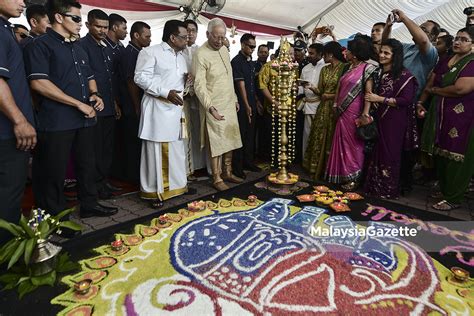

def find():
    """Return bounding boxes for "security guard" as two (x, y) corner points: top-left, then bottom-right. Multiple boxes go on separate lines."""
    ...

(79, 9), (116, 199)
(0, 0), (36, 244)
(24, 0), (117, 220)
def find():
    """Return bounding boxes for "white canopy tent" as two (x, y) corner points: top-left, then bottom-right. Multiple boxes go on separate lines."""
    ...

(11, 0), (472, 58)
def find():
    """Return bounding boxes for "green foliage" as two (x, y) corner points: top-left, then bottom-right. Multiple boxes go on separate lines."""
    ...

(0, 253), (78, 299)
(0, 208), (81, 270)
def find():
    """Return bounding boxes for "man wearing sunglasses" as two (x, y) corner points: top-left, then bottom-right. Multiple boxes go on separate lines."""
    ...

(0, 0), (36, 244)
(231, 33), (260, 179)
(24, 0), (118, 224)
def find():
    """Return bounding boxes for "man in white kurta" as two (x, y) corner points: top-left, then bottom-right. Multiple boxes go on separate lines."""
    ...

(193, 18), (243, 191)
(134, 20), (189, 202)
(299, 43), (326, 159)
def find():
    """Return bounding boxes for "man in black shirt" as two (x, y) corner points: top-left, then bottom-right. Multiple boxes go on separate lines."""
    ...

(20, 4), (50, 48)
(24, 0), (117, 219)
(0, 0), (36, 244)
(231, 33), (260, 178)
(254, 44), (269, 159)
(116, 21), (151, 183)
(80, 9), (116, 199)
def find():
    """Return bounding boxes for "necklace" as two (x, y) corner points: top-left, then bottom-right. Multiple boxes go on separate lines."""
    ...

(349, 61), (363, 70)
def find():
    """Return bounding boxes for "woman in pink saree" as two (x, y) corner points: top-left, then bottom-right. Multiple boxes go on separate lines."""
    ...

(325, 36), (377, 189)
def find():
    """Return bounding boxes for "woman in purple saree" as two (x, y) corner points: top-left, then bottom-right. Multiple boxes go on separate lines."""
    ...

(429, 27), (474, 211)
(364, 39), (418, 198)
(325, 36), (377, 189)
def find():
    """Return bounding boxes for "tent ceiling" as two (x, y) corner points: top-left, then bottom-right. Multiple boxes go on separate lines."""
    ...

(145, 1), (471, 40)
(154, 0), (336, 30)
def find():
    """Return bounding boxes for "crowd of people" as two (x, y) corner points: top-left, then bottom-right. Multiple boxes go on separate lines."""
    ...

(0, 0), (472, 242)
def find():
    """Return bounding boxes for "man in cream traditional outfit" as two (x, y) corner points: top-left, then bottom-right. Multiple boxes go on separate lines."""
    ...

(193, 18), (243, 191)
(134, 20), (189, 204)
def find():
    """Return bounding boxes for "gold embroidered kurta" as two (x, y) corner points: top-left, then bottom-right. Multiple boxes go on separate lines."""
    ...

(192, 42), (242, 157)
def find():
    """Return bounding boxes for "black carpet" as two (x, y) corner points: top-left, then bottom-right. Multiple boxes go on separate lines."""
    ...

(0, 177), (472, 315)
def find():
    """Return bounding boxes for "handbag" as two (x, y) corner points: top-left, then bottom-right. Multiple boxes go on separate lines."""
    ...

(356, 120), (378, 141)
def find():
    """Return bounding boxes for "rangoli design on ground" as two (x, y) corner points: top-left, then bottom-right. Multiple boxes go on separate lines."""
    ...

(52, 198), (474, 315)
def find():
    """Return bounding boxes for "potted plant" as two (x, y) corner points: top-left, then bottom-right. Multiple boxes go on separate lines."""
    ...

(0, 208), (81, 297)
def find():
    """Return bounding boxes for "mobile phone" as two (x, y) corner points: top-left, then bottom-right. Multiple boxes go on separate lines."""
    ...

(297, 79), (309, 86)
(389, 12), (399, 23)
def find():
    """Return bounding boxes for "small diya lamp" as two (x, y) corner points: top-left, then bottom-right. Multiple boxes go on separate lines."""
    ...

(248, 195), (257, 203)
(451, 267), (470, 282)
(158, 214), (169, 224)
(187, 200), (206, 212)
(74, 278), (92, 295)
(111, 239), (123, 251)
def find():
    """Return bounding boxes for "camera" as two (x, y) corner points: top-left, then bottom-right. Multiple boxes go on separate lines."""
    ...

(464, 7), (473, 15)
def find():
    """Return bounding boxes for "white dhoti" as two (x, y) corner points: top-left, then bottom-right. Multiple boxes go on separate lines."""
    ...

(140, 140), (187, 201)
(303, 113), (316, 159)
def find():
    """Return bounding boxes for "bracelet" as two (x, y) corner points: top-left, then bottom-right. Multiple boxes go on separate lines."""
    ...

(361, 113), (370, 118)
(383, 97), (388, 105)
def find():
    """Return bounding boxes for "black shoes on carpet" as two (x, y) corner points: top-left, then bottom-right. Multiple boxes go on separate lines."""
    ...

(80, 203), (118, 218)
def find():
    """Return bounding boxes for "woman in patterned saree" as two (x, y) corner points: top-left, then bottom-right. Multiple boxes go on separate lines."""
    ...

(325, 36), (377, 190)
(364, 39), (418, 198)
(303, 42), (346, 180)
(430, 27), (474, 211)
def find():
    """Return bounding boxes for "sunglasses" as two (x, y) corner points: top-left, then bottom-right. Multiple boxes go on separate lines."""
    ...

(245, 43), (256, 49)
(62, 13), (82, 23)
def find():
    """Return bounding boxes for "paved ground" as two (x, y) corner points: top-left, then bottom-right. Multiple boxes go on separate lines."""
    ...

(61, 165), (474, 240)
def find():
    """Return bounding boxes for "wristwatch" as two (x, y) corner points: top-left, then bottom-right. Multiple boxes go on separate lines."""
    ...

(90, 91), (102, 98)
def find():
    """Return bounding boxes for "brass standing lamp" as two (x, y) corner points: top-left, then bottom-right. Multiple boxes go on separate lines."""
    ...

(267, 38), (299, 187)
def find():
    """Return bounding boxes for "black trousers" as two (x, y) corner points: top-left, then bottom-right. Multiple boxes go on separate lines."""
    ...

(0, 139), (29, 244)
(294, 109), (304, 163)
(113, 114), (140, 183)
(33, 127), (98, 215)
(233, 107), (256, 173)
(94, 116), (116, 191)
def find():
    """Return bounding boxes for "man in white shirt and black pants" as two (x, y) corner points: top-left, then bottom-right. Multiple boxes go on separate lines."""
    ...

(299, 43), (326, 159)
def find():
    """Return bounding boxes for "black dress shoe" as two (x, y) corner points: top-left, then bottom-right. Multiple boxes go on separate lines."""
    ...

(80, 204), (118, 218)
(98, 202), (118, 210)
(98, 189), (114, 200)
(243, 164), (261, 172)
(106, 182), (122, 192)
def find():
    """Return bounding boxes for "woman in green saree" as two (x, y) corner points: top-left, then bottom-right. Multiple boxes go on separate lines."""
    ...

(303, 42), (346, 180)
(428, 27), (474, 211)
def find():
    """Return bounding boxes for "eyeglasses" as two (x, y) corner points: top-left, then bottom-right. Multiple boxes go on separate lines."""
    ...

(453, 36), (472, 43)
(209, 32), (226, 42)
(62, 13), (82, 23)
(173, 34), (188, 40)
(245, 43), (256, 49)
